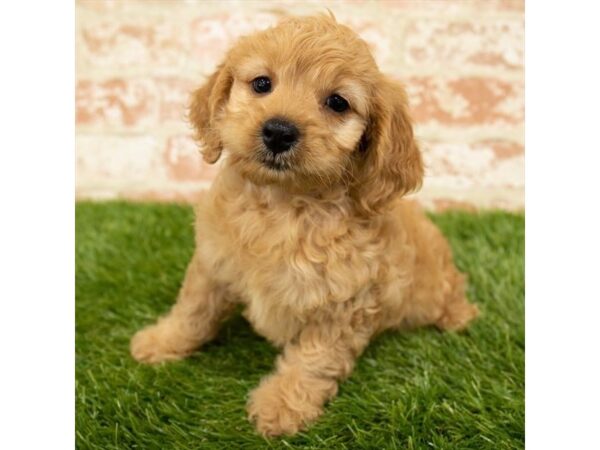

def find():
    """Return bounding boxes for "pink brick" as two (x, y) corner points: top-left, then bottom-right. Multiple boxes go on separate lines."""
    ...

(404, 19), (524, 70)
(163, 134), (221, 182)
(76, 77), (202, 128)
(80, 19), (188, 68)
(421, 140), (524, 190)
(76, 0), (129, 13)
(189, 12), (278, 67)
(384, 0), (523, 12)
(484, 140), (524, 159)
(76, 78), (158, 128)
(156, 77), (196, 123)
(406, 76), (524, 126)
(76, 135), (165, 182)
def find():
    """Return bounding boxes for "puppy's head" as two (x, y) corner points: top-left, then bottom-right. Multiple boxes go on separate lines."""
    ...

(190, 14), (423, 212)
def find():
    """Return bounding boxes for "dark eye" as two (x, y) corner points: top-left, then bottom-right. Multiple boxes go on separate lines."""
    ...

(326, 94), (349, 113)
(252, 76), (271, 94)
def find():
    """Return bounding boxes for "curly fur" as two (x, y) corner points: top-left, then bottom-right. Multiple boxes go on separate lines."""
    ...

(130, 14), (478, 437)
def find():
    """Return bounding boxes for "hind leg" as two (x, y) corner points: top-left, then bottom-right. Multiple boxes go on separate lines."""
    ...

(435, 270), (479, 331)
(392, 202), (478, 332)
(397, 258), (478, 332)
(400, 270), (478, 332)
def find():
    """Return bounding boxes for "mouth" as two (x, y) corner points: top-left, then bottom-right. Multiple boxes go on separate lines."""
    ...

(261, 158), (290, 171)
(257, 147), (293, 172)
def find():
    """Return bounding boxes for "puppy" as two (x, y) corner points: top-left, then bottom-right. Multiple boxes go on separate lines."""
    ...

(130, 14), (479, 437)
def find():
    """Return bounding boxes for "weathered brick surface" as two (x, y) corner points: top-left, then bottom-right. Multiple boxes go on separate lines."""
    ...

(76, 135), (164, 183)
(156, 77), (196, 123)
(76, 78), (159, 128)
(190, 12), (279, 68)
(79, 19), (189, 69)
(76, 0), (524, 210)
(421, 140), (524, 190)
(163, 134), (221, 182)
(76, 76), (197, 128)
(404, 19), (524, 71)
(407, 76), (524, 126)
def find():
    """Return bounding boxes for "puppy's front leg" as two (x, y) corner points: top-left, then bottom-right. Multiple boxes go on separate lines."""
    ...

(130, 252), (234, 364)
(248, 320), (373, 436)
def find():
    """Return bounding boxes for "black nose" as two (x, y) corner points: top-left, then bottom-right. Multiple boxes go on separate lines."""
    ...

(262, 118), (299, 154)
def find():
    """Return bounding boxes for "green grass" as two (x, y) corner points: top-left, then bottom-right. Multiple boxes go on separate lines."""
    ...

(76, 202), (524, 450)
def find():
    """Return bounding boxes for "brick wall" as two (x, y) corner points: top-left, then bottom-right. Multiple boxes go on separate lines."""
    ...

(76, 0), (524, 210)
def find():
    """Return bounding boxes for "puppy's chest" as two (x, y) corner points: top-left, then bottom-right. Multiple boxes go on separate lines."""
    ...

(199, 194), (383, 312)
(221, 201), (363, 278)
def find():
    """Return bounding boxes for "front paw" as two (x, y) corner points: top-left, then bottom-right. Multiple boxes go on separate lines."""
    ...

(247, 374), (324, 437)
(130, 323), (191, 364)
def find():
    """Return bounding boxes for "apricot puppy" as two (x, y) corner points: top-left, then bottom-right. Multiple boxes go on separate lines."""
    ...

(131, 14), (478, 437)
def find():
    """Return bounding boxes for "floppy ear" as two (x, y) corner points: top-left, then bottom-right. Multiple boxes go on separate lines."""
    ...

(189, 64), (233, 164)
(352, 78), (424, 214)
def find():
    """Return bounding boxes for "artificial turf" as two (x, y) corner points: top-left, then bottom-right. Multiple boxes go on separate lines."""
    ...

(75, 202), (524, 449)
